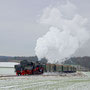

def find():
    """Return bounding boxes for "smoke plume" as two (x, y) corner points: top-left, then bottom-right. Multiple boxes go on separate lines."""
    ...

(35, 1), (90, 63)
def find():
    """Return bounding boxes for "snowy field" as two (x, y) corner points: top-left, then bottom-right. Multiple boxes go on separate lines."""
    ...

(0, 62), (19, 68)
(0, 62), (18, 75)
(0, 62), (90, 90)
(0, 67), (15, 75)
(0, 70), (90, 90)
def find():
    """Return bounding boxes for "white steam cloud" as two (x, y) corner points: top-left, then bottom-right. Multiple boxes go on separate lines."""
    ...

(35, 1), (90, 63)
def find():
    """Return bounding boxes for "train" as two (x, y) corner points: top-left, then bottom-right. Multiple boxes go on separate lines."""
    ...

(14, 60), (76, 76)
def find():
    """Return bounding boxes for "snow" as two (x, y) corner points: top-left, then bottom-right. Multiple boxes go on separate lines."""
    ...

(0, 63), (90, 90)
(0, 68), (15, 75)
(0, 62), (19, 75)
(0, 71), (90, 90)
(0, 62), (19, 67)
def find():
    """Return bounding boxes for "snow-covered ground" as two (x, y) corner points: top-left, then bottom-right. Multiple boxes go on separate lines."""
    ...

(0, 68), (15, 75)
(0, 71), (90, 90)
(0, 62), (90, 90)
(0, 62), (19, 67)
(0, 62), (18, 75)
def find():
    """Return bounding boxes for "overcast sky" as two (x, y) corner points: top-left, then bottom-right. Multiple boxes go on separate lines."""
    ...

(0, 0), (90, 56)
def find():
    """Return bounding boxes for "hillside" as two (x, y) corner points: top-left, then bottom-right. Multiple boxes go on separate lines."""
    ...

(0, 56), (47, 64)
(63, 56), (90, 69)
(0, 56), (38, 62)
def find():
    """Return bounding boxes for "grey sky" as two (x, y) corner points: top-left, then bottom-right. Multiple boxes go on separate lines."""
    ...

(0, 0), (90, 56)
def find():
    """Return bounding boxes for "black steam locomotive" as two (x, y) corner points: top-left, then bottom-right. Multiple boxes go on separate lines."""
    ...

(14, 60), (76, 76)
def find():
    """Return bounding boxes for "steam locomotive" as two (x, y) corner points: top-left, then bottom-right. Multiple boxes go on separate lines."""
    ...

(14, 60), (76, 76)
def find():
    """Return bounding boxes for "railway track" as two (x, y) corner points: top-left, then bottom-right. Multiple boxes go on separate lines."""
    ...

(0, 74), (44, 77)
(0, 74), (59, 77)
(0, 75), (17, 77)
(0, 72), (79, 77)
